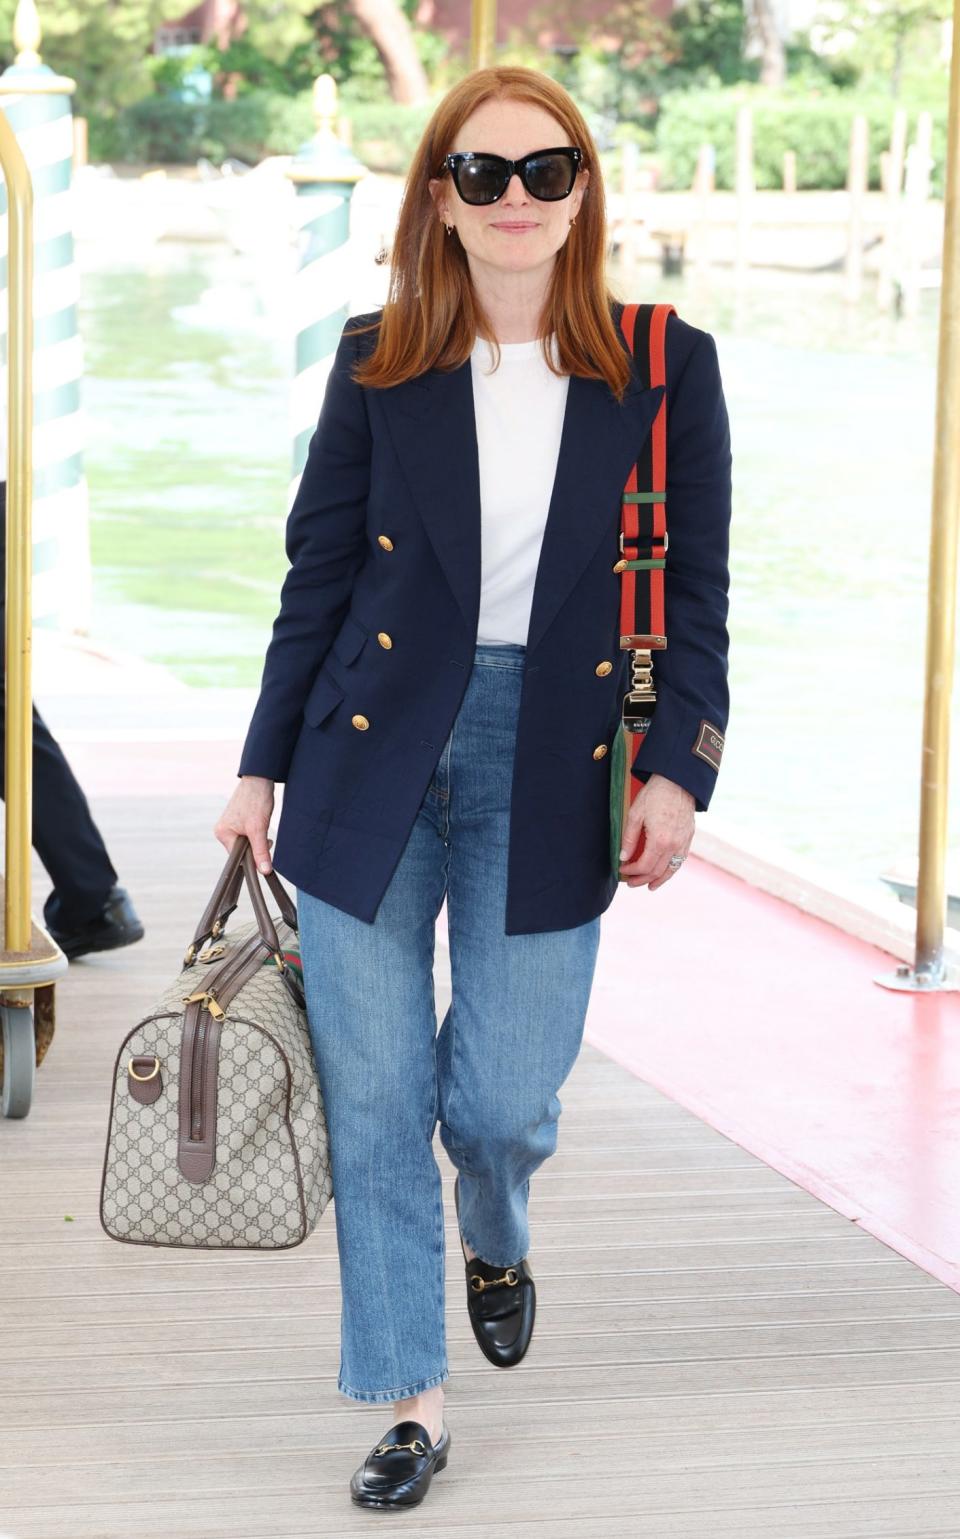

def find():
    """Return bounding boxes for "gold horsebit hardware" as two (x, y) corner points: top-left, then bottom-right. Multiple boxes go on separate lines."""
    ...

(374, 1438), (430, 1457)
(469, 1265), (520, 1292)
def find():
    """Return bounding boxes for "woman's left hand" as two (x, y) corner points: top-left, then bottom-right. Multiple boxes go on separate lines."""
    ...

(619, 773), (695, 890)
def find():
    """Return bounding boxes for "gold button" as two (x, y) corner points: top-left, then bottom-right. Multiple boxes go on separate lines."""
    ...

(351, 714), (370, 731)
(612, 558), (628, 573)
(377, 632), (393, 649)
(595, 660), (613, 676)
(592, 743), (608, 760)
(377, 535), (394, 551)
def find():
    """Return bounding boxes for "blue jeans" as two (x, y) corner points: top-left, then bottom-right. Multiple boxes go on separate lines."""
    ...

(296, 641), (602, 1404)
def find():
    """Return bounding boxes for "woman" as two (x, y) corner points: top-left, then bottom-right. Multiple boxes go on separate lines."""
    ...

(215, 64), (731, 1509)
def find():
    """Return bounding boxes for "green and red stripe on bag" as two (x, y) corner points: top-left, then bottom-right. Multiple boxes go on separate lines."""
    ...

(263, 948), (303, 984)
(609, 302), (675, 881)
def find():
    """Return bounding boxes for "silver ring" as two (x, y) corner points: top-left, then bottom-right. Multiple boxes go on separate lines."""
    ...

(667, 854), (685, 869)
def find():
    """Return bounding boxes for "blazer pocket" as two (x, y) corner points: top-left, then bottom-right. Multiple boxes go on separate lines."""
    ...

(303, 669), (344, 728)
(330, 612), (369, 667)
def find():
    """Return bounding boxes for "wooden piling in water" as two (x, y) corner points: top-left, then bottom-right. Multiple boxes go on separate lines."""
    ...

(845, 114), (869, 304)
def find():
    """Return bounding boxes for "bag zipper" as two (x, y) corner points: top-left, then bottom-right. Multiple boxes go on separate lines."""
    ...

(182, 930), (277, 1144)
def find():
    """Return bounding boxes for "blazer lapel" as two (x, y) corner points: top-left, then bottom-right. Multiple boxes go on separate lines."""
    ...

(380, 330), (665, 658)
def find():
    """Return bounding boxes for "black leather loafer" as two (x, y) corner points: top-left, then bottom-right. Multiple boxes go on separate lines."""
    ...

(349, 1418), (450, 1508)
(47, 885), (144, 961)
(454, 1172), (536, 1368)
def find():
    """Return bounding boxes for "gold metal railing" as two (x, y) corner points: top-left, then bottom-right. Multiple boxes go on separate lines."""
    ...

(879, 0), (960, 989)
(0, 108), (33, 960)
(469, 0), (497, 70)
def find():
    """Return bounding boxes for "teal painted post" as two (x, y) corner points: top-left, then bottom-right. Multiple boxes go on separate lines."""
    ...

(0, 0), (89, 632)
(287, 75), (365, 501)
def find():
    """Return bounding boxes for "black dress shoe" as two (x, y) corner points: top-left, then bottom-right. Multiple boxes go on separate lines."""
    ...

(454, 1172), (536, 1368)
(349, 1418), (450, 1508)
(47, 885), (144, 961)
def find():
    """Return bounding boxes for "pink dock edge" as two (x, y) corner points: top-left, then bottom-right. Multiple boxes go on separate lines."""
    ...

(570, 854), (960, 1293)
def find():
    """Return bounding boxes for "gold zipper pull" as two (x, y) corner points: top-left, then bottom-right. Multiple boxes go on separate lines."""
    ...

(181, 989), (226, 1019)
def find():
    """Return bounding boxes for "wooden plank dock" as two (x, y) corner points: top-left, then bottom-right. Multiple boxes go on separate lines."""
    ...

(2, 793), (959, 1538)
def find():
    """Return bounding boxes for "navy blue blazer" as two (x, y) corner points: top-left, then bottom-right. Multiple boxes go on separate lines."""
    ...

(238, 300), (732, 935)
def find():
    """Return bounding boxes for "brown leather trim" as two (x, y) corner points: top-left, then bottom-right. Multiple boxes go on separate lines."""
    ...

(185, 839), (299, 965)
(176, 924), (297, 1184)
(178, 1011), (222, 1182)
(127, 1056), (162, 1104)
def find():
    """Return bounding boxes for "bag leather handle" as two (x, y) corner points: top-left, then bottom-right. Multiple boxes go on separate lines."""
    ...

(209, 848), (298, 938)
(185, 836), (299, 964)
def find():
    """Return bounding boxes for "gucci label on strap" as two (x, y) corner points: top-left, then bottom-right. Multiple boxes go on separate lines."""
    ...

(692, 719), (724, 771)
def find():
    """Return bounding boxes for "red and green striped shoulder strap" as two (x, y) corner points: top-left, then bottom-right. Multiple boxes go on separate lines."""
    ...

(616, 302), (675, 658)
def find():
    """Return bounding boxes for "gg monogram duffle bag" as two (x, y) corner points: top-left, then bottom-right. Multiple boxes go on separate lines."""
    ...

(99, 835), (332, 1250)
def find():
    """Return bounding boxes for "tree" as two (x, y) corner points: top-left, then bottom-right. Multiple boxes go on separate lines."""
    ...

(348, 0), (428, 103)
(743, 0), (787, 86)
(811, 0), (952, 96)
(236, 0), (430, 104)
(666, 0), (752, 88)
(0, 0), (188, 115)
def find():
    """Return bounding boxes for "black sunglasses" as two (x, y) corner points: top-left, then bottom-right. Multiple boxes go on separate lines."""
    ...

(440, 146), (583, 206)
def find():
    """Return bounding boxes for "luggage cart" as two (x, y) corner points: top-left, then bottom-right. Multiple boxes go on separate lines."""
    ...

(0, 108), (69, 1117)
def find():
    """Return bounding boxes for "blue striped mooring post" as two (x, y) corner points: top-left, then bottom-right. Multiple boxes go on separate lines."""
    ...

(286, 74), (365, 503)
(0, 0), (90, 632)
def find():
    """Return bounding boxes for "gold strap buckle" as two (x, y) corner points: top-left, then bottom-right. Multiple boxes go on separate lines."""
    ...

(374, 1439), (428, 1456)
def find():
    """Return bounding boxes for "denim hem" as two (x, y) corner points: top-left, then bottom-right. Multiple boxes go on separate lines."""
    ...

(457, 1226), (527, 1268)
(337, 1367), (449, 1404)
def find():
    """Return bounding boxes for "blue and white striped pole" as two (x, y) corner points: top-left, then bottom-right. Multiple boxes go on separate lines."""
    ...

(286, 75), (365, 504)
(0, 0), (89, 633)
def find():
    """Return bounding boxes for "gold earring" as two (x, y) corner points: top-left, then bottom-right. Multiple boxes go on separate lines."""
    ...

(569, 216), (576, 227)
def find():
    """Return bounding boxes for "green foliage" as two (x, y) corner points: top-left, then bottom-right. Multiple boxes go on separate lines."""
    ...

(808, 0), (952, 95)
(664, 0), (755, 89)
(208, 0), (450, 106)
(339, 98), (437, 171)
(655, 82), (950, 193)
(201, 37), (326, 97)
(216, 0), (317, 70)
(0, 0), (187, 116)
(85, 88), (438, 170)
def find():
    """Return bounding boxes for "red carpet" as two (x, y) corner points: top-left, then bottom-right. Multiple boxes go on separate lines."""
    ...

(582, 857), (960, 1292)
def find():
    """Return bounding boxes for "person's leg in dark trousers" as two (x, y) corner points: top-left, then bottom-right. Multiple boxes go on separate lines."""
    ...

(0, 480), (142, 955)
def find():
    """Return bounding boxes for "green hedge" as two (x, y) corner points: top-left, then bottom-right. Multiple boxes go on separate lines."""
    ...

(655, 86), (949, 195)
(88, 81), (951, 196)
(87, 90), (436, 172)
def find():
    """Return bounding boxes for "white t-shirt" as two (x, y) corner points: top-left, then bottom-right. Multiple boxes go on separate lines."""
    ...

(470, 332), (569, 646)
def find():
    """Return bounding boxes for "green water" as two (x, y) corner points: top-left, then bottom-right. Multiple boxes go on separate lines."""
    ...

(80, 242), (956, 884)
(81, 245), (292, 687)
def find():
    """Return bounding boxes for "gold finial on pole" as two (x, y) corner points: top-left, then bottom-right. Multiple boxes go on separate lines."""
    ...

(312, 74), (338, 141)
(13, 0), (42, 68)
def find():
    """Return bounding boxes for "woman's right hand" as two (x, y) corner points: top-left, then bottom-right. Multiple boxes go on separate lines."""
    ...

(214, 775), (276, 874)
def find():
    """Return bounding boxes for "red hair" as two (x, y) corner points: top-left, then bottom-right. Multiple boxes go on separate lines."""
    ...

(350, 65), (634, 402)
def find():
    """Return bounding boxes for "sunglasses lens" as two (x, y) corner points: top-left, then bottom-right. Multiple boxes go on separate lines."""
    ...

(525, 153), (575, 199)
(457, 158), (507, 205)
